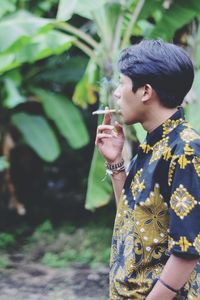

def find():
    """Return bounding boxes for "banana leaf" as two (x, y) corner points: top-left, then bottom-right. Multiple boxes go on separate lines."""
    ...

(0, 30), (74, 74)
(0, 10), (53, 53)
(73, 59), (99, 108)
(56, 0), (108, 20)
(11, 113), (61, 162)
(85, 147), (113, 210)
(150, 0), (200, 40)
(33, 89), (89, 149)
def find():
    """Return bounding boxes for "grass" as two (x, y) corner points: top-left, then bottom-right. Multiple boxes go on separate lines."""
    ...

(0, 219), (113, 269)
(35, 220), (113, 268)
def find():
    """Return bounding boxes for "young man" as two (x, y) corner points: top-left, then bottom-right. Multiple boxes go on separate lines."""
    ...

(95, 40), (200, 299)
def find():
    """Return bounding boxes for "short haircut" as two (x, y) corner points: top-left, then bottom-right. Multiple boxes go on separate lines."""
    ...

(118, 39), (194, 108)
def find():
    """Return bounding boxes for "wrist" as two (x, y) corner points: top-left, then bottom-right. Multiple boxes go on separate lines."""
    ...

(147, 278), (179, 300)
(158, 278), (179, 294)
(106, 156), (123, 165)
(105, 158), (125, 176)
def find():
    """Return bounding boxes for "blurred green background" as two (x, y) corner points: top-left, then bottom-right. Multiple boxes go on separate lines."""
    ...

(0, 0), (200, 270)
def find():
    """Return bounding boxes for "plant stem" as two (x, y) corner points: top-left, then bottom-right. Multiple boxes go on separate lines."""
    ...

(112, 0), (126, 52)
(121, 0), (145, 49)
(91, 11), (111, 52)
(112, 11), (123, 53)
(73, 40), (99, 65)
(56, 22), (99, 49)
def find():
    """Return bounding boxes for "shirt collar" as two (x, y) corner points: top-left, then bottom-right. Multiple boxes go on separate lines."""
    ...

(145, 107), (185, 147)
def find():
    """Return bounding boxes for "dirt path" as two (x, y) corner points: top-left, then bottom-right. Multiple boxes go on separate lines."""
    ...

(0, 261), (109, 300)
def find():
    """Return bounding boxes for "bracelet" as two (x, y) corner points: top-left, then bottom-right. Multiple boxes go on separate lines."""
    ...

(106, 159), (124, 171)
(158, 278), (179, 294)
(105, 159), (125, 176)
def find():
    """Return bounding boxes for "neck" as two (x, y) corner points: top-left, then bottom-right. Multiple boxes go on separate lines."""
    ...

(141, 106), (178, 133)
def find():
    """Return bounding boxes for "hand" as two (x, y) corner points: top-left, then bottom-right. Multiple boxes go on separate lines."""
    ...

(95, 110), (125, 163)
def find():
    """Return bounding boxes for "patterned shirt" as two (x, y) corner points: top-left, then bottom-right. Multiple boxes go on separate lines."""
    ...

(110, 108), (200, 300)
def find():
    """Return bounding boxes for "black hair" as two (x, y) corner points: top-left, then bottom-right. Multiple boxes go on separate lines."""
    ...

(118, 39), (194, 108)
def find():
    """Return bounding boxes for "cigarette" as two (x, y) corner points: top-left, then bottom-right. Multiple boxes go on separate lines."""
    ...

(92, 109), (120, 115)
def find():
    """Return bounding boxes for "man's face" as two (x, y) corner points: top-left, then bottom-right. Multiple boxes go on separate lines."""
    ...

(114, 74), (144, 125)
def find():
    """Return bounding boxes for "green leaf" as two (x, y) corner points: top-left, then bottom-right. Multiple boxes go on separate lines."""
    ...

(73, 59), (99, 108)
(134, 20), (154, 37)
(137, 0), (163, 21)
(150, 0), (200, 40)
(35, 56), (88, 84)
(3, 77), (26, 108)
(133, 123), (146, 143)
(0, 156), (9, 172)
(0, 31), (74, 74)
(184, 72), (200, 133)
(56, 0), (108, 20)
(182, 23), (200, 133)
(95, 3), (122, 41)
(93, 2), (121, 45)
(33, 89), (89, 149)
(85, 147), (113, 210)
(122, 0), (162, 39)
(0, 54), (17, 74)
(0, 10), (54, 53)
(56, 0), (78, 21)
(0, 0), (16, 19)
(16, 31), (74, 63)
(195, 23), (200, 69)
(11, 113), (60, 162)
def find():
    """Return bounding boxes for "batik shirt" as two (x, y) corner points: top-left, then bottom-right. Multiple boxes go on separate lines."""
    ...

(110, 108), (200, 300)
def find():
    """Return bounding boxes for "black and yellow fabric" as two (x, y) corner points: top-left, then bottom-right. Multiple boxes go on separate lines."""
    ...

(110, 108), (200, 300)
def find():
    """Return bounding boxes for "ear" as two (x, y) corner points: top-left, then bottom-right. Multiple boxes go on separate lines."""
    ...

(141, 84), (153, 103)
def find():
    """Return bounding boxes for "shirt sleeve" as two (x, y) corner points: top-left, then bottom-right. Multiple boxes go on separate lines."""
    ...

(168, 154), (200, 258)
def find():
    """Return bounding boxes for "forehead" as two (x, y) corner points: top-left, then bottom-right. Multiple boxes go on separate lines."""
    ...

(119, 73), (131, 83)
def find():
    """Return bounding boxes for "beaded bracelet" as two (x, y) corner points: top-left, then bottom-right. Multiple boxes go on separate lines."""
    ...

(105, 159), (125, 176)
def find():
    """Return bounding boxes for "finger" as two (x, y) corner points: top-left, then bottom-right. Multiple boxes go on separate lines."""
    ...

(96, 133), (113, 140)
(102, 107), (111, 125)
(97, 125), (114, 133)
(95, 133), (113, 145)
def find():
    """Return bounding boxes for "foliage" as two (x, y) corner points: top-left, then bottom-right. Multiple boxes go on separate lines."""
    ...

(85, 148), (113, 210)
(0, 255), (10, 269)
(12, 112), (61, 161)
(0, 156), (10, 171)
(31, 220), (53, 236)
(184, 23), (200, 132)
(33, 88), (89, 149)
(185, 70), (200, 133)
(0, 6), (88, 164)
(41, 225), (112, 267)
(0, 232), (16, 249)
(0, 0), (200, 211)
(0, 219), (112, 268)
(24, 220), (112, 267)
(149, 0), (200, 40)
(56, 0), (108, 21)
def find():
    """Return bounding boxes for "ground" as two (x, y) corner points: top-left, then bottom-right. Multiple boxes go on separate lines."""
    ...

(0, 256), (109, 300)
